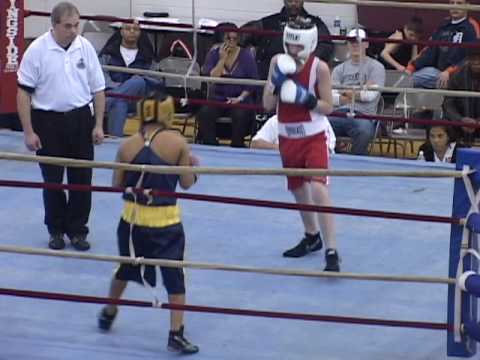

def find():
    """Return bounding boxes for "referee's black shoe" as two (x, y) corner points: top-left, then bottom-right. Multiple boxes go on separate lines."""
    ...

(70, 234), (90, 251)
(48, 234), (66, 250)
(283, 233), (323, 258)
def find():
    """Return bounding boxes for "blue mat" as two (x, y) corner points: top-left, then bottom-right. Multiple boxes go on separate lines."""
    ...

(0, 130), (460, 359)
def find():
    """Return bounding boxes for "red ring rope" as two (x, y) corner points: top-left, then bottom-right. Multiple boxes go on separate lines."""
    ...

(105, 92), (480, 130)
(0, 179), (462, 225)
(0, 286), (451, 331)
(23, 10), (480, 50)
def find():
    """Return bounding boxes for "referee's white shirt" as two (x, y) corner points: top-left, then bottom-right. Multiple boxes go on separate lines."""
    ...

(17, 30), (105, 112)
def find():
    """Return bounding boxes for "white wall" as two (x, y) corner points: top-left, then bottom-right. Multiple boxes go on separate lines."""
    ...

(25, 0), (357, 38)
(133, 0), (356, 30)
(24, 0), (131, 38)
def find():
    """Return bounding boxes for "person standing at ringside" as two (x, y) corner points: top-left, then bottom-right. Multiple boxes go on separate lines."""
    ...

(263, 18), (340, 271)
(98, 92), (199, 354)
(16, 2), (105, 251)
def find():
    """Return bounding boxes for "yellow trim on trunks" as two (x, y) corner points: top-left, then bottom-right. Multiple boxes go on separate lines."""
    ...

(122, 201), (181, 227)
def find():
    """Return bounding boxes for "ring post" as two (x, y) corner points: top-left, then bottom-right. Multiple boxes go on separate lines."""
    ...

(0, 0), (24, 114)
(448, 148), (480, 357)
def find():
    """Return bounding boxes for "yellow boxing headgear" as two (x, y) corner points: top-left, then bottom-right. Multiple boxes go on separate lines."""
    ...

(137, 92), (175, 128)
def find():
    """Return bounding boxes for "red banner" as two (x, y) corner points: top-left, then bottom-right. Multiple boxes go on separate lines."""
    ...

(0, 0), (24, 114)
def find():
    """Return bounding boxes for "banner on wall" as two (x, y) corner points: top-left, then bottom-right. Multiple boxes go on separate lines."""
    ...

(0, 0), (24, 114)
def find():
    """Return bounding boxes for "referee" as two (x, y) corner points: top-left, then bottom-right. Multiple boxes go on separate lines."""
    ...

(17, 2), (106, 251)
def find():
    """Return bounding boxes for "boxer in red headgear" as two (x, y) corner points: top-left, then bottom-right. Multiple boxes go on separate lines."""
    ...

(263, 17), (340, 271)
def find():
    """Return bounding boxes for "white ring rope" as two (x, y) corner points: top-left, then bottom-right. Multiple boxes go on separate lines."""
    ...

(0, 244), (456, 284)
(102, 65), (480, 98)
(0, 152), (471, 178)
(453, 168), (480, 342)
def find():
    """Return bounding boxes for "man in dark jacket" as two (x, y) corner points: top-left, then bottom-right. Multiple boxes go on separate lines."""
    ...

(242, 0), (333, 79)
(406, 0), (480, 89)
(443, 47), (480, 144)
(100, 21), (162, 136)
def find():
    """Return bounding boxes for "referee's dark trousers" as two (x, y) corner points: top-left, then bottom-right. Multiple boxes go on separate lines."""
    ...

(32, 105), (94, 238)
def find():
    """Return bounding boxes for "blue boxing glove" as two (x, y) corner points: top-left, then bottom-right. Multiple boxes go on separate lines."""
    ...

(271, 54), (297, 94)
(280, 79), (318, 110)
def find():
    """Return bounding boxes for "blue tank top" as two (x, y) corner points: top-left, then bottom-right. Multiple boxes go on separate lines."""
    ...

(122, 128), (179, 206)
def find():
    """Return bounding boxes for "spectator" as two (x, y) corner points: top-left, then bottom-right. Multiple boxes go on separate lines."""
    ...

(328, 29), (386, 155)
(406, 0), (480, 88)
(380, 17), (423, 72)
(417, 125), (465, 162)
(196, 23), (259, 147)
(242, 0), (333, 79)
(251, 115), (337, 152)
(100, 20), (163, 136)
(443, 47), (480, 144)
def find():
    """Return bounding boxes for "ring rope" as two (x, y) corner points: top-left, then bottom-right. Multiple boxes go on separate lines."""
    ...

(24, 1), (480, 21)
(0, 179), (464, 225)
(0, 244), (456, 284)
(305, 0), (480, 11)
(102, 65), (480, 98)
(213, 25), (480, 49)
(24, 9), (480, 51)
(0, 152), (470, 178)
(0, 286), (452, 330)
(181, 97), (480, 129)
(105, 92), (480, 130)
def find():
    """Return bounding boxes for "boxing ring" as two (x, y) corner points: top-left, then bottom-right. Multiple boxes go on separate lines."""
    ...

(0, 130), (476, 359)
(2, 0), (480, 358)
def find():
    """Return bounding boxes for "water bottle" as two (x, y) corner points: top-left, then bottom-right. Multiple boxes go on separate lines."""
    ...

(333, 16), (341, 36)
(417, 150), (425, 161)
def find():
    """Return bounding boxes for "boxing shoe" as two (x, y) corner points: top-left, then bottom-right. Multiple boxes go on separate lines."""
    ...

(98, 306), (117, 331)
(283, 233), (323, 258)
(324, 249), (340, 272)
(168, 326), (199, 354)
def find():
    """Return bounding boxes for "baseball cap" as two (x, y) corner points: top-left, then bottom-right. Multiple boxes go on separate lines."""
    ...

(347, 28), (367, 40)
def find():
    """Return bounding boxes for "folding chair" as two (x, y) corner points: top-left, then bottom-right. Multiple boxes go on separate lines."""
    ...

(157, 54), (202, 137)
(195, 82), (257, 146)
(385, 92), (443, 158)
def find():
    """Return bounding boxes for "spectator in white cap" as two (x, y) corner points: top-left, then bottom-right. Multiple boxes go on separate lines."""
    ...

(328, 28), (385, 155)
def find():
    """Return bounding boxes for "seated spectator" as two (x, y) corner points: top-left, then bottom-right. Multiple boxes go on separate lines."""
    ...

(251, 115), (337, 153)
(417, 125), (465, 163)
(328, 29), (386, 156)
(443, 47), (480, 145)
(196, 23), (259, 147)
(241, 0), (333, 79)
(100, 21), (162, 136)
(406, 0), (480, 89)
(380, 17), (423, 72)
